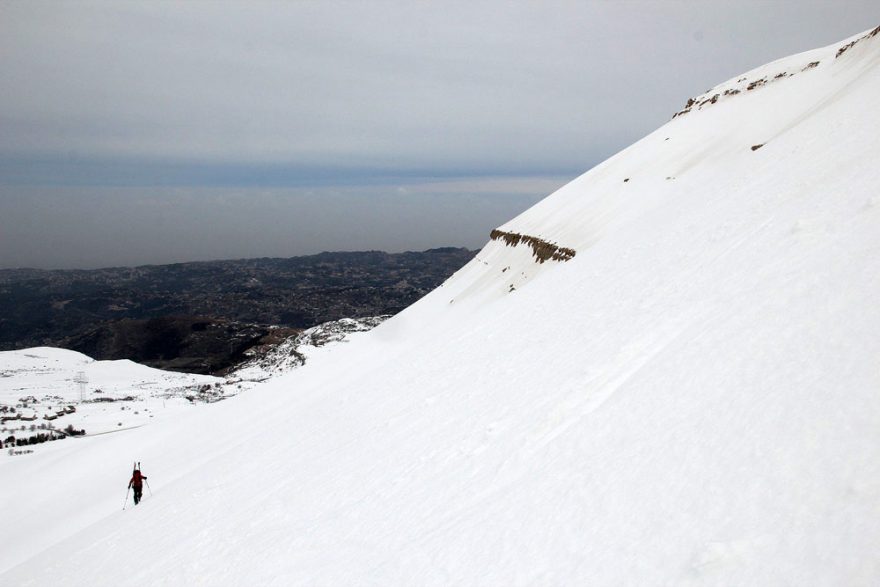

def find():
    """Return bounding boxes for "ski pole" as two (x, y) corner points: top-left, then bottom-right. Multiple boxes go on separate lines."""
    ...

(145, 478), (153, 497)
(123, 487), (130, 510)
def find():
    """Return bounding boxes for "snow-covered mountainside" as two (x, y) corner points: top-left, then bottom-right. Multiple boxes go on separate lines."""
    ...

(0, 317), (388, 451)
(0, 347), (221, 445)
(231, 316), (390, 382)
(2, 28), (880, 585)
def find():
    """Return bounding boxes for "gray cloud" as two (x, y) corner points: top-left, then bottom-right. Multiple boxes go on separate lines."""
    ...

(1, 1), (878, 267)
(4, 1), (878, 172)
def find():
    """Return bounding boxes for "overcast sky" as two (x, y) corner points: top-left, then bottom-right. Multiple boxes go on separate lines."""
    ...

(1, 1), (878, 269)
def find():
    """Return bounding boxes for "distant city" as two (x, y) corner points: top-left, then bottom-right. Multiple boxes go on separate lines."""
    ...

(0, 248), (475, 373)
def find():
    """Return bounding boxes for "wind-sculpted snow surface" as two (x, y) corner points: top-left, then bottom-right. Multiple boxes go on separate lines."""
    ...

(2, 27), (880, 586)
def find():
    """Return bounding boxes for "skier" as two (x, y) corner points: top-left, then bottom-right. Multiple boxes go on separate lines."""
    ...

(128, 465), (148, 505)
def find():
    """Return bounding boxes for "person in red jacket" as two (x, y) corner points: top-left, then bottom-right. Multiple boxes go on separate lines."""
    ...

(128, 466), (148, 505)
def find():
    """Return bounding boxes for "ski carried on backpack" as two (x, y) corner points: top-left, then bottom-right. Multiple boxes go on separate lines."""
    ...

(123, 461), (149, 510)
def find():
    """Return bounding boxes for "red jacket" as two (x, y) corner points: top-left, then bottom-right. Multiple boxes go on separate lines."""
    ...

(128, 470), (147, 489)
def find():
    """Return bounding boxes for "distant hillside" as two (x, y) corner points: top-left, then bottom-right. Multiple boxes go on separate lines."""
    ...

(0, 248), (475, 373)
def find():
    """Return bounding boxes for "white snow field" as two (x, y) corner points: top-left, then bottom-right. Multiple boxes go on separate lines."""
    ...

(0, 317), (388, 443)
(3, 27), (880, 585)
(0, 347), (222, 439)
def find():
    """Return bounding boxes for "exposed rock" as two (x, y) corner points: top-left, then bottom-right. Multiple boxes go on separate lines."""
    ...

(489, 229), (576, 263)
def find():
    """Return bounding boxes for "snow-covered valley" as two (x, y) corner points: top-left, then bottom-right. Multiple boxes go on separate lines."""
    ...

(1, 347), (220, 453)
(2, 27), (880, 585)
(0, 317), (386, 452)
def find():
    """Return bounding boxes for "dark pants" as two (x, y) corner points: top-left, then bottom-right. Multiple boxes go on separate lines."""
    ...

(133, 486), (142, 505)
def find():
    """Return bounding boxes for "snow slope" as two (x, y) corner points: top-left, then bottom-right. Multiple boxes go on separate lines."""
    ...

(0, 317), (389, 457)
(2, 27), (880, 585)
(231, 316), (389, 382)
(0, 347), (220, 437)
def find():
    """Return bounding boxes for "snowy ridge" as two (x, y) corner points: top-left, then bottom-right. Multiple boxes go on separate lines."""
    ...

(2, 27), (880, 585)
(231, 316), (390, 382)
(467, 25), (880, 300)
(674, 25), (880, 119)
